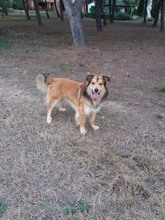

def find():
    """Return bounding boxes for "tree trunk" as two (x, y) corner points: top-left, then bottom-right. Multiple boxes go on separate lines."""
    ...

(45, 0), (50, 19)
(33, 0), (43, 26)
(2, 0), (8, 16)
(160, 0), (164, 31)
(95, 0), (102, 31)
(63, 0), (87, 45)
(111, 0), (115, 23)
(109, 0), (112, 23)
(143, 0), (148, 23)
(22, 0), (31, 20)
(101, 0), (107, 26)
(85, 0), (88, 13)
(60, 0), (64, 22)
(54, 0), (60, 17)
(153, 0), (160, 27)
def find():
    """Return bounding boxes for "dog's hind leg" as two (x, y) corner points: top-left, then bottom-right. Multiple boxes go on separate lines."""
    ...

(47, 97), (60, 124)
(89, 112), (99, 130)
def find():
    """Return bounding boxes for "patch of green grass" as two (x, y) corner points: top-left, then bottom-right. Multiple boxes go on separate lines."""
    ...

(0, 17), (28, 26)
(155, 86), (165, 94)
(46, 31), (61, 36)
(0, 202), (6, 217)
(54, 63), (66, 70)
(0, 37), (12, 50)
(112, 150), (127, 160)
(158, 87), (165, 94)
(155, 114), (164, 120)
(63, 198), (91, 218)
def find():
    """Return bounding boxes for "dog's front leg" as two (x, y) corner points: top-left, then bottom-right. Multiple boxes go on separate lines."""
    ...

(79, 110), (87, 135)
(90, 112), (99, 130)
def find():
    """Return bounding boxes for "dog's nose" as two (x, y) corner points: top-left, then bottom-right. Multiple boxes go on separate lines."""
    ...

(94, 88), (99, 93)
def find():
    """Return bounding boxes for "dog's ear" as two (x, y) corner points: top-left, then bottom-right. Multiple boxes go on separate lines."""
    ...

(86, 74), (94, 82)
(102, 76), (110, 85)
(85, 74), (94, 85)
(103, 76), (110, 82)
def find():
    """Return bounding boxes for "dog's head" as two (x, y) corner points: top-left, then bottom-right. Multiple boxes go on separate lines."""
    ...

(83, 74), (110, 104)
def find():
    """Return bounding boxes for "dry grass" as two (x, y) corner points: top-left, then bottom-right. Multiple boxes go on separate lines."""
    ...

(0, 14), (165, 220)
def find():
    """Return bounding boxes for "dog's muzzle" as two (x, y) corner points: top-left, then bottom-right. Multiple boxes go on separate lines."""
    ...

(92, 88), (100, 101)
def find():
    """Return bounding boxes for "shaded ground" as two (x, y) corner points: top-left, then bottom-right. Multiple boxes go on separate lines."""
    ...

(0, 14), (165, 220)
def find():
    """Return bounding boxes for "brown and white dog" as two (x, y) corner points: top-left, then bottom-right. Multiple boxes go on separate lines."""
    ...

(36, 74), (110, 135)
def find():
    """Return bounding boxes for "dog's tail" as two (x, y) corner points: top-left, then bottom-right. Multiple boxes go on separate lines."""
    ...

(36, 73), (55, 93)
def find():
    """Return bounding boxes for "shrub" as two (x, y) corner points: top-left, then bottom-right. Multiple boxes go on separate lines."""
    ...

(115, 12), (132, 20)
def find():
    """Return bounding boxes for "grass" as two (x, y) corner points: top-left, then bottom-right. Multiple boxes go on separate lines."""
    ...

(155, 86), (165, 95)
(155, 114), (164, 119)
(63, 198), (91, 218)
(157, 87), (165, 94)
(0, 14), (165, 220)
(0, 37), (12, 50)
(0, 203), (6, 217)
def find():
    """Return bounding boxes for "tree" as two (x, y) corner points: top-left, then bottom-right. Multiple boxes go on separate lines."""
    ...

(59, 0), (65, 22)
(22, 0), (31, 20)
(63, 0), (87, 45)
(54, 0), (60, 17)
(151, 0), (160, 27)
(95, 0), (102, 31)
(0, 0), (9, 17)
(160, 0), (164, 31)
(45, 0), (50, 19)
(143, 0), (148, 23)
(33, 0), (43, 26)
(137, 0), (145, 16)
(109, 0), (115, 23)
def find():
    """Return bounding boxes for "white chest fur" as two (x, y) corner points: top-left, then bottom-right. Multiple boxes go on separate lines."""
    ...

(84, 104), (101, 116)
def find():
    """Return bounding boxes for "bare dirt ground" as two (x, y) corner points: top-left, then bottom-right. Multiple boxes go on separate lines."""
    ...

(0, 14), (165, 220)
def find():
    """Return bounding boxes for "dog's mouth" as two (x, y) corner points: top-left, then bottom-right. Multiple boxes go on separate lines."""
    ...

(91, 90), (100, 102)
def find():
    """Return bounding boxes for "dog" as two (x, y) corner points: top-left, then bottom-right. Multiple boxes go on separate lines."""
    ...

(36, 73), (110, 135)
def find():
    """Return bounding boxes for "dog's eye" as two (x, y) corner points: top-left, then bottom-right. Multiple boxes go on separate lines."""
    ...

(91, 82), (95, 85)
(99, 83), (103, 86)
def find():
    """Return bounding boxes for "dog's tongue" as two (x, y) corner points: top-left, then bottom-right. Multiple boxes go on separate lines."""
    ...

(92, 93), (99, 101)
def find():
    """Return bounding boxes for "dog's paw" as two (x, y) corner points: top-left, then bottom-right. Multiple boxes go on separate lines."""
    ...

(80, 127), (87, 135)
(91, 124), (100, 130)
(47, 117), (52, 124)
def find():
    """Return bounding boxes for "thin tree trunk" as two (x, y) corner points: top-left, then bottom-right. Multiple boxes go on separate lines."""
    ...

(143, 0), (148, 23)
(101, 0), (106, 26)
(2, 0), (8, 16)
(85, 0), (88, 13)
(112, 0), (115, 23)
(160, 0), (164, 31)
(63, 0), (87, 45)
(22, 0), (31, 20)
(54, 0), (60, 17)
(45, 0), (50, 19)
(109, 0), (112, 23)
(153, 0), (160, 27)
(95, 0), (102, 31)
(60, 0), (64, 22)
(33, 0), (43, 26)
(1, 9), (4, 18)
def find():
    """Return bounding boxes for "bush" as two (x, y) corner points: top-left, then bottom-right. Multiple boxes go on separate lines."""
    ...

(0, 0), (12, 8)
(115, 12), (132, 20)
(132, 8), (138, 16)
(12, 0), (23, 10)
